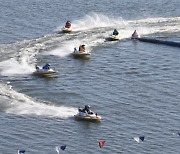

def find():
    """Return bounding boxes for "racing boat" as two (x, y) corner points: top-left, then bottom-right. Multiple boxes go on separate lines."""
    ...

(33, 64), (58, 75)
(72, 51), (90, 58)
(72, 46), (90, 58)
(74, 107), (101, 121)
(106, 34), (121, 41)
(33, 68), (58, 75)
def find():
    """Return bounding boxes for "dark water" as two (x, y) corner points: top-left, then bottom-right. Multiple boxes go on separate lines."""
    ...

(0, 0), (180, 153)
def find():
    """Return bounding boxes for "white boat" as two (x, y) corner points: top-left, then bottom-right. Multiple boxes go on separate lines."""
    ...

(72, 51), (90, 58)
(106, 34), (121, 41)
(74, 107), (101, 121)
(72, 48), (90, 58)
(33, 68), (58, 75)
(61, 27), (72, 33)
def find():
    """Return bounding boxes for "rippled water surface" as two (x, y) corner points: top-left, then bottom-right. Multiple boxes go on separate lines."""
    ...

(0, 0), (180, 153)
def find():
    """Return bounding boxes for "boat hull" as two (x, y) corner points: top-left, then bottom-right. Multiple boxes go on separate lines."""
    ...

(106, 35), (121, 41)
(33, 69), (58, 75)
(74, 114), (101, 121)
(62, 27), (72, 33)
(71, 52), (90, 58)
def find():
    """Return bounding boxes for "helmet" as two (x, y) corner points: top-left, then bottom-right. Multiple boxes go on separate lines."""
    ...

(85, 105), (90, 109)
(46, 63), (50, 66)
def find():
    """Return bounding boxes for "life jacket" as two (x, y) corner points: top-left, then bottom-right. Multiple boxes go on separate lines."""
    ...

(113, 30), (119, 35)
(65, 22), (71, 28)
(79, 45), (85, 52)
(43, 65), (50, 70)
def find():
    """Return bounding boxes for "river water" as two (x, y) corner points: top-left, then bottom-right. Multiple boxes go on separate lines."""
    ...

(0, 0), (180, 153)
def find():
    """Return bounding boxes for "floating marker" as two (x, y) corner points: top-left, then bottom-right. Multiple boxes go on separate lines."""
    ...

(133, 136), (145, 143)
(99, 140), (106, 148)
(173, 132), (180, 136)
(18, 150), (25, 154)
(172, 132), (180, 136)
(60, 145), (66, 150)
(55, 145), (66, 153)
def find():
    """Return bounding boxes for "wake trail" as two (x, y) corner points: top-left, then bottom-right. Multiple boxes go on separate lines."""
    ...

(0, 82), (77, 118)
(0, 40), (46, 76)
(127, 16), (180, 36)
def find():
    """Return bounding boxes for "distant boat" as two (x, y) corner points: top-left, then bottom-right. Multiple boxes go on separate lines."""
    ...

(72, 51), (91, 58)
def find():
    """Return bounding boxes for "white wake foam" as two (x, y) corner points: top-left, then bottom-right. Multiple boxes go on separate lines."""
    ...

(0, 40), (47, 76)
(0, 58), (34, 76)
(72, 13), (127, 31)
(47, 39), (82, 57)
(127, 16), (180, 36)
(56, 12), (127, 32)
(0, 82), (77, 118)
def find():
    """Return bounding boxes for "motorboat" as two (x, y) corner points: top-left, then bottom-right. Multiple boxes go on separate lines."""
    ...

(72, 51), (90, 58)
(106, 34), (121, 41)
(33, 68), (58, 75)
(74, 107), (101, 121)
(74, 112), (101, 121)
(72, 46), (90, 58)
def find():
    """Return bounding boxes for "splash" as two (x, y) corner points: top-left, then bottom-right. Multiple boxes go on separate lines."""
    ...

(47, 39), (82, 57)
(56, 12), (127, 32)
(0, 41), (44, 76)
(0, 58), (34, 76)
(0, 82), (77, 118)
(128, 17), (180, 25)
(72, 13), (127, 31)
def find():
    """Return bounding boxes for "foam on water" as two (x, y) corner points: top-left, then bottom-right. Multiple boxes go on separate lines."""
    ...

(127, 16), (180, 36)
(56, 12), (127, 32)
(0, 82), (77, 118)
(129, 17), (180, 25)
(47, 39), (82, 57)
(0, 41), (46, 76)
(0, 58), (34, 76)
(72, 13), (127, 31)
